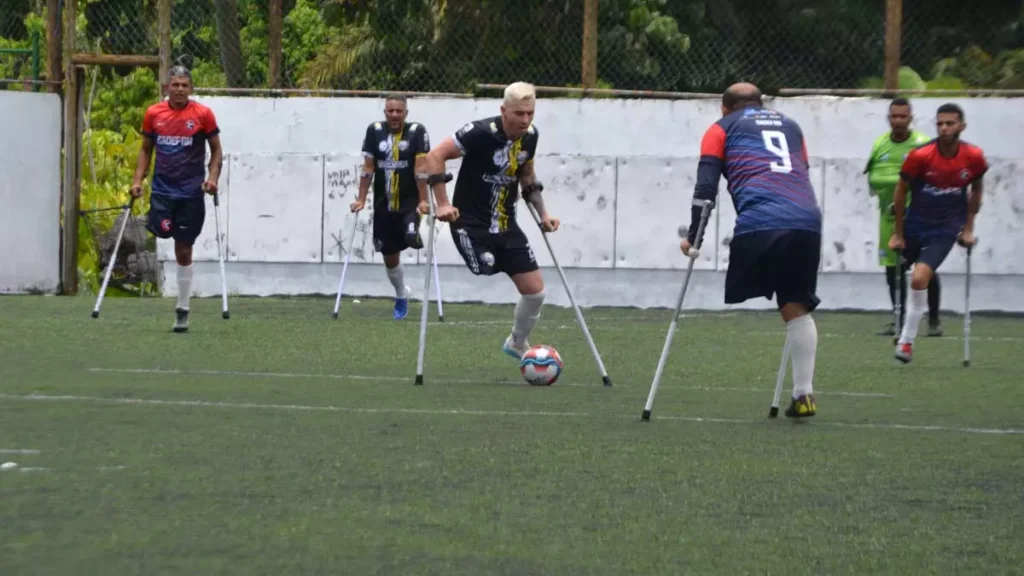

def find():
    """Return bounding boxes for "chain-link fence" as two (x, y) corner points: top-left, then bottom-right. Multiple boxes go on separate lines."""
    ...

(0, 0), (45, 90)
(3, 0), (1024, 93)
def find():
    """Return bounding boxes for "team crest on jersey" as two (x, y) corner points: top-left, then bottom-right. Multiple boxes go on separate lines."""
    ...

(516, 151), (529, 163)
(398, 140), (409, 151)
(493, 148), (509, 169)
(185, 120), (195, 131)
(960, 168), (971, 181)
(378, 140), (389, 152)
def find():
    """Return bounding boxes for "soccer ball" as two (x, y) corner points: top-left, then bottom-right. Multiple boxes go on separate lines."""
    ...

(519, 345), (563, 386)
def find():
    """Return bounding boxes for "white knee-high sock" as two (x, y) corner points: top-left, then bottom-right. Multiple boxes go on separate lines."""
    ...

(386, 264), (407, 298)
(177, 264), (193, 310)
(898, 289), (928, 344)
(787, 314), (818, 398)
(512, 290), (545, 345)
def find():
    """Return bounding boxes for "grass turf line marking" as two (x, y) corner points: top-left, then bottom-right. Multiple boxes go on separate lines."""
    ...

(1, 393), (1019, 436)
(0, 449), (41, 455)
(85, 367), (894, 398)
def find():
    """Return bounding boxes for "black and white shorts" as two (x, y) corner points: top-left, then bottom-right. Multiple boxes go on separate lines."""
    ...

(450, 224), (539, 277)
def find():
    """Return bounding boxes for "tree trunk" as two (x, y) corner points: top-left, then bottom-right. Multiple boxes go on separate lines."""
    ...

(213, 0), (246, 87)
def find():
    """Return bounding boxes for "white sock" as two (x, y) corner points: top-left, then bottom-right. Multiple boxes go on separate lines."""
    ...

(512, 290), (545, 345)
(176, 264), (193, 310)
(787, 314), (818, 399)
(898, 289), (928, 344)
(386, 264), (407, 298)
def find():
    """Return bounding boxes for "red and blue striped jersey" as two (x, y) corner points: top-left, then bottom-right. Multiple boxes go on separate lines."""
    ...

(695, 107), (821, 237)
(899, 140), (987, 238)
(141, 100), (220, 198)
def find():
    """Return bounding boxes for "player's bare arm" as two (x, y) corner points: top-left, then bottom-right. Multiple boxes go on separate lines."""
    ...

(959, 177), (983, 247)
(518, 160), (559, 232)
(130, 135), (155, 198)
(423, 136), (463, 222)
(351, 156), (375, 212)
(414, 155), (429, 215)
(889, 178), (908, 250)
(202, 134), (223, 194)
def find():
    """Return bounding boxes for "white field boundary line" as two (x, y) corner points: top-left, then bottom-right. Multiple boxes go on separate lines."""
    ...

(85, 367), (894, 399)
(0, 449), (41, 455)
(1, 393), (1020, 436)
(431, 320), (1024, 342)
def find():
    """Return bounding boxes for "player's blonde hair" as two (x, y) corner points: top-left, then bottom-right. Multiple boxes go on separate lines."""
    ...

(503, 82), (536, 106)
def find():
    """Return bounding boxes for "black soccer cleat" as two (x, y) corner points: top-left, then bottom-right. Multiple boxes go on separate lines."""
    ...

(785, 394), (816, 419)
(173, 308), (190, 333)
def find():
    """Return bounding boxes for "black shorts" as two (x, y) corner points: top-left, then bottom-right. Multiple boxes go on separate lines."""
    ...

(725, 229), (822, 312)
(146, 194), (206, 246)
(901, 234), (956, 272)
(373, 209), (420, 255)
(451, 224), (539, 277)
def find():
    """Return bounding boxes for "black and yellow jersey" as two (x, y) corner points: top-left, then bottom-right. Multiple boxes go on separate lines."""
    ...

(361, 121), (430, 213)
(451, 116), (538, 234)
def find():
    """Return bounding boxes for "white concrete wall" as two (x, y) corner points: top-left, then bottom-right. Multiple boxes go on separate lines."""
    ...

(0, 91), (63, 294)
(158, 95), (1024, 312)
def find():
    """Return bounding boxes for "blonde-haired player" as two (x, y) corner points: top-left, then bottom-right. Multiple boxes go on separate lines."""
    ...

(424, 81), (561, 360)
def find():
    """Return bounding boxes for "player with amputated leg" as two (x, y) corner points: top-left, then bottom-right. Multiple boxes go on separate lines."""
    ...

(350, 94), (431, 320)
(131, 65), (223, 333)
(423, 82), (560, 360)
(890, 103), (985, 364)
(680, 83), (823, 418)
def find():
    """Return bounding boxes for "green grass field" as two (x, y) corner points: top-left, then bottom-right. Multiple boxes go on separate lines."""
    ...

(1, 294), (1022, 575)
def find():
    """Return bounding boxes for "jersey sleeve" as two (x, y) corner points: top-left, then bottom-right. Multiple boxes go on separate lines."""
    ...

(414, 124), (430, 157)
(688, 123), (726, 245)
(453, 121), (486, 156)
(361, 124), (376, 158)
(141, 107), (156, 139)
(201, 106), (221, 136)
(970, 147), (989, 181)
(523, 125), (539, 163)
(899, 148), (927, 182)
(863, 138), (881, 174)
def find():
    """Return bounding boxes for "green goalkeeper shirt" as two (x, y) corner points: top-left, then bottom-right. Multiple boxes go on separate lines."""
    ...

(864, 130), (931, 208)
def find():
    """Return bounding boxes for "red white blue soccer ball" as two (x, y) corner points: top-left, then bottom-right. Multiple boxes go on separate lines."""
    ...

(519, 345), (564, 386)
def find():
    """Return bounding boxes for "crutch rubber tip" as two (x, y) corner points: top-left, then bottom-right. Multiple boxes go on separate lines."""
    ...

(414, 374), (424, 386)
(769, 406), (779, 418)
(602, 375), (612, 387)
(222, 311), (230, 320)
(91, 310), (99, 318)
(640, 410), (651, 422)
(438, 315), (445, 322)
(331, 312), (338, 319)
(963, 360), (970, 367)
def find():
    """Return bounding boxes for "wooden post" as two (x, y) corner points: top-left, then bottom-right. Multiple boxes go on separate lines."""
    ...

(883, 0), (902, 94)
(61, 0), (79, 294)
(46, 0), (60, 93)
(268, 0), (283, 88)
(158, 0), (171, 96)
(581, 0), (598, 89)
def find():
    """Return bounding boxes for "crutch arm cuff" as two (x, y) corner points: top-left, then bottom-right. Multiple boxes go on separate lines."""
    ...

(522, 182), (544, 199)
(427, 172), (454, 186)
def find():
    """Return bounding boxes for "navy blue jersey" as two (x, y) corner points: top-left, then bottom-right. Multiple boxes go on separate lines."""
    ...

(691, 107), (821, 241)
(900, 139), (987, 239)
